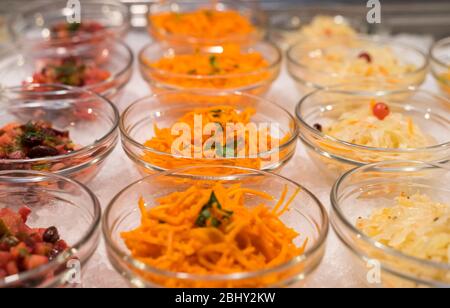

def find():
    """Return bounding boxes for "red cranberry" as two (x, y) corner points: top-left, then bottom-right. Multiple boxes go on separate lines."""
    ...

(373, 102), (390, 120)
(358, 52), (372, 63)
(313, 123), (323, 132)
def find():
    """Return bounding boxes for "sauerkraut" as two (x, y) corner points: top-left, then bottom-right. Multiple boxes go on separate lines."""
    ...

(324, 104), (431, 149)
(438, 70), (450, 96)
(303, 44), (417, 78)
(300, 15), (357, 39)
(357, 193), (450, 264)
(277, 16), (357, 50)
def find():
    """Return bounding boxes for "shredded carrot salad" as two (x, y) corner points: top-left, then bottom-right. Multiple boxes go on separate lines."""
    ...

(121, 182), (305, 286)
(150, 9), (256, 41)
(141, 106), (289, 171)
(144, 45), (272, 90)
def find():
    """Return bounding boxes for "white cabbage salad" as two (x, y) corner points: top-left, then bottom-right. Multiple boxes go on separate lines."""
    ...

(357, 193), (450, 264)
(322, 102), (432, 149)
(302, 43), (417, 78)
(300, 15), (357, 39)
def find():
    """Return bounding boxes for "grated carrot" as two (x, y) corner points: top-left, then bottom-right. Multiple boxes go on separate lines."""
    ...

(141, 106), (290, 171)
(150, 9), (255, 42)
(121, 182), (305, 287)
(144, 44), (271, 90)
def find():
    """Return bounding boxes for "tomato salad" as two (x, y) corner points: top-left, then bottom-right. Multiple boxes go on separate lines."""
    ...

(28, 57), (111, 87)
(0, 207), (68, 280)
(50, 21), (105, 41)
(0, 121), (76, 160)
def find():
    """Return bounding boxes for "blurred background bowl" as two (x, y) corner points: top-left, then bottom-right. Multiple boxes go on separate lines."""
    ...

(430, 36), (450, 98)
(139, 41), (281, 96)
(0, 39), (133, 101)
(269, 7), (368, 50)
(148, 0), (267, 46)
(9, 0), (130, 47)
(287, 36), (428, 94)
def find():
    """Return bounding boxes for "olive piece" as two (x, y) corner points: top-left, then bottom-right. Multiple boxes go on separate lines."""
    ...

(43, 128), (68, 138)
(43, 226), (60, 244)
(28, 146), (59, 159)
(313, 123), (323, 132)
(21, 134), (44, 148)
(358, 52), (372, 63)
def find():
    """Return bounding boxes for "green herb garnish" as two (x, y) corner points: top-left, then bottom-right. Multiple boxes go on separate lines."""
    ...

(204, 10), (214, 18)
(216, 144), (236, 158)
(209, 55), (220, 74)
(195, 192), (233, 228)
(31, 163), (52, 171)
(67, 22), (82, 32)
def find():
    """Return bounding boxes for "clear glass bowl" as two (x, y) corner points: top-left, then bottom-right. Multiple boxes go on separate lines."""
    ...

(331, 161), (450, 288)
(287, 36), (428, 94)
(0, 170), (101, 288)
(0, 84), (119, 183)
(0, 39), (133, 100)
(295, 86), (450, 180)
(9, 0), (130, 47)
(103, 165), (329, 288)
(120, 91), (298, 175)
(430, 36), (450, 98)
(269, 8), (368, 50)
(138, 41), (281, 96)
(147, 0), (267, 46)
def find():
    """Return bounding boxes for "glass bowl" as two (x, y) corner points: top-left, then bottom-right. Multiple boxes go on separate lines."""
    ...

(9, 0), (130, 47)
(430, 37), (450, 98)
(0, 170), (101, 288)
(331, 161), (450, 288)
(103, 165), (329, 288)
(147, 0), (267, 46)
(295, 86), (450, 181)
(120, 90), (299, 175)
(269, 8), (368, 50)
(287, 36), (428, 94)
(0, 84), (119, 183)
(0, 39), (133, 100)
(138, 41), (281, 96)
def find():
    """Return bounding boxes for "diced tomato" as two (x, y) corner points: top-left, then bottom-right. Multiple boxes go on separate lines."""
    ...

(0, 251), (12, 267)
(0, 209), (29, 235)
(0, 133), (12, 147)
(54, 240), (68, 251)
(6, 261), (19, 276)
(25, 255), (48, 270)
(34, 242), (52, 256)
(18, 207), (32, 223)
(10, 242), (31, 259)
